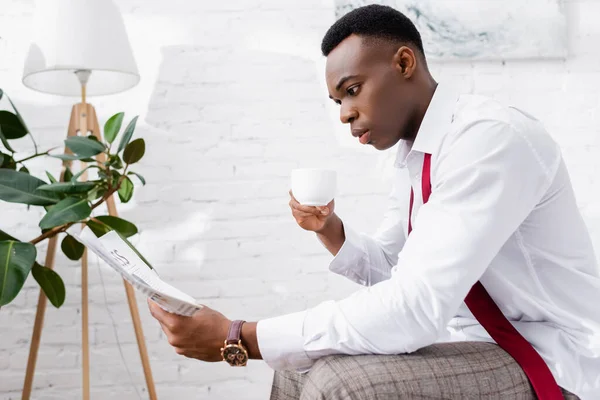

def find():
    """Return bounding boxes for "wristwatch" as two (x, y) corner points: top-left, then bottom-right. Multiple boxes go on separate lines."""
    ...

(221, 320), (249, 366)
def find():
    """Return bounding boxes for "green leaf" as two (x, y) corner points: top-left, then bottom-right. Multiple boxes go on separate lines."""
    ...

(0, 153), (4, 166)
(63, 167), (73, 182)
(51, 154), (95, 162)
(0, 110), (27, 140)
(39, 197), (91, 229)
(19, 166), (29, 174)
(104, 112), (124, 144)
(86, 220), (112, 237)
(0, 88), (3, 100)
(65, 136), (105, 158)
(127, 171), (146, 186)
(0, 240), (36, 306)
(111, 170), (121, 187)
(61, 234), (85, 260)
(0, 228), (17, 241)
(37, 181), (97, 194)
(117, 116), (138, 153)
(106, 155), (123, 169)
(46, 171), (58, 184)
(70, 165), (101, 182)
(123, 138), (145, 165)
(0, 169), (61, 205)
(86, 186), (105, 201)
(32, 263), (65, 308)
(117, 176), (134, 203)
(1, 155), (16, 170)
(0, 125), (15, 153)
(87, 135), (99, 141)
(95, 216), (138, 238)
(6, 96), (31, 139)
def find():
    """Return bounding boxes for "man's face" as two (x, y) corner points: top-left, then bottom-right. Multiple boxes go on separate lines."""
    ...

(326, 34), (416, 150)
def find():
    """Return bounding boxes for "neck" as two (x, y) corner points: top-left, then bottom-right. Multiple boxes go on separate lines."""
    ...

(405, 77), (438, 142)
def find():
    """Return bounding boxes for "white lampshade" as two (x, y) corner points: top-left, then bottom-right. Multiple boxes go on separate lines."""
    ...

(22, 0), (140, 97)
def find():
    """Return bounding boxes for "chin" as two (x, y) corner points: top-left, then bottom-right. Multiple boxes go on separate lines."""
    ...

(371, 140), (394, 151)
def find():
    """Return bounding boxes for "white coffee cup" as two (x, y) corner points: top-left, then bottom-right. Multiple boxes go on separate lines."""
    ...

(291, 168), (337, 206)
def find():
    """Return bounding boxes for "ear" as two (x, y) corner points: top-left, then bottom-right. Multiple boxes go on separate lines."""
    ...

(392, 46), (417, 79)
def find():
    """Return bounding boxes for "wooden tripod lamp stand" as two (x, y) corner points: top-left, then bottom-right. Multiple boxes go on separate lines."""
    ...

(20, 1), (157, 399)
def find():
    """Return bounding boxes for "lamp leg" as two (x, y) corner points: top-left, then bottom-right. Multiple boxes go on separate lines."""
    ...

(22, 236), (59, 400)
(82, 248), (90, 400)
(23, 105), (78, 399)
(124, 281), (158, 400)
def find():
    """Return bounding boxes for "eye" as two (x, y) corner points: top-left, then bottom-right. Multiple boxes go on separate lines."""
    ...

(347, 84), (361, 96)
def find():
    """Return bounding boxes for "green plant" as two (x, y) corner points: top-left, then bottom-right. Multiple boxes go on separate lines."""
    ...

(0, 88), (146, 308)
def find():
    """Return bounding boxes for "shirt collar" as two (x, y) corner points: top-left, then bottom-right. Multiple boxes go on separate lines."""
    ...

(395, 83), (460, 168)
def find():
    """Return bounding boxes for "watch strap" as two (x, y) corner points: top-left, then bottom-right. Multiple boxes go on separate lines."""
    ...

(226, 320), (245, 345)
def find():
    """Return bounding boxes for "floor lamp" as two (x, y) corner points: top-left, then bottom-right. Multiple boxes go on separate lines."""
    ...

(20, 1), (157, 399)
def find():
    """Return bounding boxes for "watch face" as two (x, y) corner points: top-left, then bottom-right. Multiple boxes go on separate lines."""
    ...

(222, 345), (248, 366)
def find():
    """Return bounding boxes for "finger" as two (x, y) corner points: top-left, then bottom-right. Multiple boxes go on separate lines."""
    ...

(315, 206), (330, 215)
(289, 195), (300, 209)
(293, 210), (314, 218)
(289, 190), (299, 202)
(149, 301), (178, 329)
(294, 203), (323, 215)
(148, 299), (167, 322)
(288, 198), (297, 210)
(166, 330), (182, 347)
(289, 192), (326, 215)
(158, 321), (172, 339)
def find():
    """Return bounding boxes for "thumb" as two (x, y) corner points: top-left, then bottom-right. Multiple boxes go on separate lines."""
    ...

(317, 206), (329, 215)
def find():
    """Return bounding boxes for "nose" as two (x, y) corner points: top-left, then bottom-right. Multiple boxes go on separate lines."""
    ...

(340, 103), (357, 124)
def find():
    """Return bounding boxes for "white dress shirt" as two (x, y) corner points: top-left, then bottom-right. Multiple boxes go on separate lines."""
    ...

(257, 84), (600, 399)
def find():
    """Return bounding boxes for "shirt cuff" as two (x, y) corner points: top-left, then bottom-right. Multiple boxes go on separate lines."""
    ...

(321, 223), (369, 285)
(256, 310), (314, 371)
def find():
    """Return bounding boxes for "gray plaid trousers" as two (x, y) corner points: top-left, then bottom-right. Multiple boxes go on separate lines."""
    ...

(270, 342), (579, 400)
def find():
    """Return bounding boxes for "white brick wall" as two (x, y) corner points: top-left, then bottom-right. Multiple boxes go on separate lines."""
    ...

(1, 0), (599, 398)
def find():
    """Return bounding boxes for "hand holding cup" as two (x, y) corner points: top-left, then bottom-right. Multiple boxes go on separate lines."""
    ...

(289, 190), (335, 232)
(289, 168), (337, 232)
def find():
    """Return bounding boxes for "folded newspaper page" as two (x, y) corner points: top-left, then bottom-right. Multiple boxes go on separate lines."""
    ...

(69, 226), (203, 316)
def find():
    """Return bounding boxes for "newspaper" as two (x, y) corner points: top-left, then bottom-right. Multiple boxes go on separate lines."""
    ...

(69, 226), (203, 316)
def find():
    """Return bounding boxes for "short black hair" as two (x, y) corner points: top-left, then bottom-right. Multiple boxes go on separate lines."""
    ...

(321, 4), (425, 57)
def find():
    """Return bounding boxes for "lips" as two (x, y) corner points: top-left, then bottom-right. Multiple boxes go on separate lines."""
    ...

(352, 128), (371, 145)
(358, 131), (371, 145)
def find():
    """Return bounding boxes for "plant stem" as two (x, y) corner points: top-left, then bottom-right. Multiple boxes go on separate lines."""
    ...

(6, 93), (38, 154)
(15, 148), (56, 164)
(30, 223), (72, 245)
(28, 182), (123, 245)
(28, 131), (38, 154)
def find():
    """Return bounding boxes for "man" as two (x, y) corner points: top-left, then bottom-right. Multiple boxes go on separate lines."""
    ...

(148, 4), (600, 399)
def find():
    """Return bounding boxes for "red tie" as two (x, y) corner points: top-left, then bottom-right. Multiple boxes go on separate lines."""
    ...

(408, 153), (564, 400)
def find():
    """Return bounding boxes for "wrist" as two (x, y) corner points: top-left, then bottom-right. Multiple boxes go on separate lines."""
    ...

(315, 212), (341, 235)
(240, 321), (262, 360)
